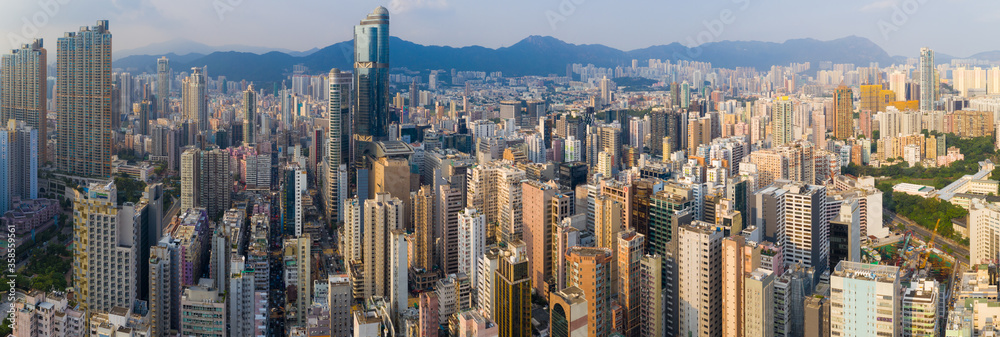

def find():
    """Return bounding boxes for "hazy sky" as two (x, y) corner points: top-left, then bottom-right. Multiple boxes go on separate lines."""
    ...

(1, 0), (996, 58)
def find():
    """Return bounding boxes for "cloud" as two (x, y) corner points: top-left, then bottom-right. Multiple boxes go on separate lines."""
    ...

(388, 0), (449, 14)
(860, 0), (898, 12)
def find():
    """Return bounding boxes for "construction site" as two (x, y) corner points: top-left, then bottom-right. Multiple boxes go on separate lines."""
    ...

(869, 219), (957, 284)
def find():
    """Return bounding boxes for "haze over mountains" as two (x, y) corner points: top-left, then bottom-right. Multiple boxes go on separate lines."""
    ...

(113, 35), (997, 84)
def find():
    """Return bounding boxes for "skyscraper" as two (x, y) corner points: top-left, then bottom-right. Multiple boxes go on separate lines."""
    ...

(182, 67), (208, 132)
(72, 181), (147, 315)
(566, 246), (614, 337)
(494, 241), (532, 337)
(353, 6), (391, 167)
(0, 121), (38, 213)
(830, 261), (901, 336)
(156, 56), (170, 119)
(677, 221), (723, 337)
(56, 20), (112, 177)
(361, 193), (403, 299)
(772, 97), (793, 147)
(833, 85), (853, 139)
(242, 84), (256, 145)
(180, 147), (233, 217)
(328, 68), (351, 227)
(617, 230), (645, 337)
(1, 39), (47, 163)
(920, 47), (935, 111)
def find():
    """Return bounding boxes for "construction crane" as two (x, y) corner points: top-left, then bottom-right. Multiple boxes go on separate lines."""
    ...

(920, 219), (941, 269)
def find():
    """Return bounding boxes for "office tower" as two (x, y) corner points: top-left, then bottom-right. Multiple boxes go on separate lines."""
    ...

(361, 193), (403, 299)
(773, 97), (793, 147)
(458, 208), (486, 288)
(328, 275), (353, 336)
(902, 278), (939, 336)
(677, 221), (723, 337)
(283, 167), (307, 236)
(550, 286), (588, 337)
(72, 181), (145, 314)
(241, 84), (256, 144)
(1, 39), (47, 164)
(180, 147), (233, 217)
(494, 241), (532, 337)
(179, 283), (226, 336)
(833, 85), (853, 139)
(56, 21), (112, 177)
(565, 246), (613, 337)
(0, 122), (38, 213)
(744, 269), (775, 337)
(284, 234), (312, 327)
(617, 230), (644, 337)
(353, 6), (391, 176)
(639, 254), (664, 337)
(182, 67), (208, 132)
(328, 68), (351, 226)
(779, 182), (829, 282)
(920, 47), (935, 111)
(830, 261), (901, 336)
(244, 154), (271, 190)
(370, 156), (411, 224)
(803, 295), (829, 337)
(149, 236), (181, 336)
(522, 181), (571, 297)
(648, 183), (694, 257)
(156, 56), (170, 118)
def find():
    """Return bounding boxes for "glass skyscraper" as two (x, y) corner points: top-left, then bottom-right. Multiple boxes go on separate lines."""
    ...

(353, 6), (391, 143)
(56, 20), (112, 177)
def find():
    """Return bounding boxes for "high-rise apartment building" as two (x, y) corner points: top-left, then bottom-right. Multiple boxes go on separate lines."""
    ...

(438, 185), (464, 275)
(467, 161), (525, 243)
(549, 286), (588, 337)
(182, 67), (208, 132)
(412, 185), (435, 270)
(830, 261), (901, 336)
(0, 122), (38, 213)
(920, 47), (935, 111)
(522, 180), (573, 297)
(360, 193), (403, 300)
(149, 236), (181, 336)
(56, 21), (112, 177)
(494, 241), (532, 337)
(180, 147), (233, 217)
(617, 230), (644, 337)
(458, 207), (486, 290)
(1, 39), (47, 163)
(566, 246), (614, 337)
(241, 84), (256, 145)
(284, 234), (312, 327)
(283, 166), (307, 236)
(833, 85), (853, 139)
(772, 97), (793, 147)
(73, 181), (147, 315)
(779, 182), (829, 282)
(639, 254), (664, 337)
(677, 221), (724, 337)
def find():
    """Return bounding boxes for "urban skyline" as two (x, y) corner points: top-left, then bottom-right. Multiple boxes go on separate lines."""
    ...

(8, 3), (1000, 337)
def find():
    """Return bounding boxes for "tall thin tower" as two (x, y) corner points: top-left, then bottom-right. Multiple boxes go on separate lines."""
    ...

(242, 84), (256, 145)
(920, 47), (935, 111)
(328, 69), (351, 225)
(56, 20), (112, 177)
(1, 39), (47, 163)
(833, 85), (853, 139)
(182, 67), (207, 132)
(353, 6), (391, 154)
(156, 56), (170, 119)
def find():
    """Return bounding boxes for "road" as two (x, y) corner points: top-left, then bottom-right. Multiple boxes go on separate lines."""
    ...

(162, 195), (180, 225)
(884, 208), (969, 265)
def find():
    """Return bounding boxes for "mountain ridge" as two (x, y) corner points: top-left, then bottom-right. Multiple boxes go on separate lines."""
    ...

(113, 35), (999, 84)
